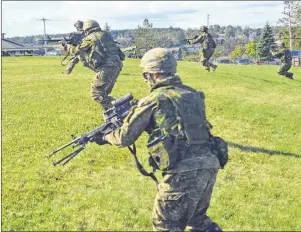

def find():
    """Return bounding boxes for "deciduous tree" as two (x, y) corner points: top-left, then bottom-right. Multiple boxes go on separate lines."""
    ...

(245, 41), (258, 59)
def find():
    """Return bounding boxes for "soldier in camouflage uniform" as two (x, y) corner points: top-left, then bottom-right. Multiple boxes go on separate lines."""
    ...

(93, 48), (223, 231)
(188, 26), (218, 72)
(68, 20), (124, 110)
(272, 41), (294, 80)
(62, 20), (88, 75)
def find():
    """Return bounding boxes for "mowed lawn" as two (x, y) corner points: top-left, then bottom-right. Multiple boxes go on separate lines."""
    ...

(2, 56), (301, 231)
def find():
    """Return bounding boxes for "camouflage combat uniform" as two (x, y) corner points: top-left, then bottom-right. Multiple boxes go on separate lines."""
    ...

(64, 43), (88, 74)
(272, 44), (293, 80)
(69, 20), (124, 110)
(189, 27), (217, 72)
(105, 74), (222, 231)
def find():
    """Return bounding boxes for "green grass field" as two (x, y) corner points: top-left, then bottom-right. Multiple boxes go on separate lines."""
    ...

(2, 56), (301, 231)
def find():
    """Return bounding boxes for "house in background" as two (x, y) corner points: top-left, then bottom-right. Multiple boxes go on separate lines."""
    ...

(216, 34), (226, 46)
(1, 33), (40, 56)
(291, 50), (301, 66)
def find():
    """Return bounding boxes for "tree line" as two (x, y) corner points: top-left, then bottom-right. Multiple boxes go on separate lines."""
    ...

(5, 1), (301, 61)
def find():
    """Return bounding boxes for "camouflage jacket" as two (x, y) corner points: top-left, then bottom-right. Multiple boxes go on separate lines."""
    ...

(272, 48), (292, 65)
(189, 32), (216, 50)
(105, 75), (221, 173)
(69, 28), (123, 72)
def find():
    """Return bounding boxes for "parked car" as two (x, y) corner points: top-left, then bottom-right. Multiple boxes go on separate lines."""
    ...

(256, 59), (281, 65)
(216, 58), (234, 64)
(264, 59), (281, 65)
(237, 58), (252, 65)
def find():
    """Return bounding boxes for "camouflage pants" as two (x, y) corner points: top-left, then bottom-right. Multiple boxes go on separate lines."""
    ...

(152, 169), (221, 231)
(277, 62), (292, 77)
(201, 48), (215, 69)
(91, 65), (121, 110)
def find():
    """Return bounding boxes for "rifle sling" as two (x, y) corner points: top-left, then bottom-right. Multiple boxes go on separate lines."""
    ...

(61, 52), (76, 66)
(127, 144), (159, 189)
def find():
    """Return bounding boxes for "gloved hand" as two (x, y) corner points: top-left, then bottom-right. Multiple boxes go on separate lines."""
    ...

(92, 132), (109, 146)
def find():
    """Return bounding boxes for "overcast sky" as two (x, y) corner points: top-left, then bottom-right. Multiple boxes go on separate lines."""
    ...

(2, 1), (284, 37)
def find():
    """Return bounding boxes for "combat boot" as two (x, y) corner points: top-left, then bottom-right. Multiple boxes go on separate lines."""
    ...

(286, 73), (294, 80)
(212, 64), (218, 72)
(62, 70), (71, 75)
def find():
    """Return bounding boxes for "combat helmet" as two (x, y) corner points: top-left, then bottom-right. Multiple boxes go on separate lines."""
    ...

(200, 25), (208, 32)
(83, 20), (100, 31)
(140, 48), (177, 75)
(74, 20), (84, 31)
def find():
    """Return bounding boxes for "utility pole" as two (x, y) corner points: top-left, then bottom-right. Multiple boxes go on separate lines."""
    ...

(288, 9), (293, 51)
(37, 17), (51, 56)
(207, 14), (210, 29)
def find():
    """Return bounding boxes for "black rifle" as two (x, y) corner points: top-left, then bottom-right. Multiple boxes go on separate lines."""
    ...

(46, 93), (138, 166)
(39, 32), (85, 66)
(181, 35), (199, 45)
(186, 35), (198, 41)
(38, 31), (84, 46)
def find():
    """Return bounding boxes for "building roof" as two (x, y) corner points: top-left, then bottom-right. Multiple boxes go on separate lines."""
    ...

(2, 39), (39, 51)
(2, 38), (24, 49)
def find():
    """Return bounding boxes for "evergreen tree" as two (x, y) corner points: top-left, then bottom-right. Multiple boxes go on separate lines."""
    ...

(257, 22), (276, 61)
(135, 19), (156, 51)
(243, 26), (250, 38)
(103, 22), (111, 32)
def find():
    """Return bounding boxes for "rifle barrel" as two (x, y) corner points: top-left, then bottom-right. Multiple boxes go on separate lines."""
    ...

(38, 39), (63, 42)
(52, 146), (85, 166)
(46, 139), (77, 158)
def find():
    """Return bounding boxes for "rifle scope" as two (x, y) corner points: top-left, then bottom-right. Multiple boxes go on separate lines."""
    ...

(112, 93), (133, 107)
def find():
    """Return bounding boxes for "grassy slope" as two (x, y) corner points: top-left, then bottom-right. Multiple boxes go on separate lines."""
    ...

(2, 56), (301, 231)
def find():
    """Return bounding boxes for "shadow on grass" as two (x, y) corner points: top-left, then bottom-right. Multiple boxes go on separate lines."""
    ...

(228, 142), (300, 158)
(237, 73), (290, 85)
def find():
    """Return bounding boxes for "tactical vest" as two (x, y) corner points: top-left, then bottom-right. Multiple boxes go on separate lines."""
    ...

(202, 33), (216, 49)
(99, 31), (120, 58)
(207, 33), (217, 49)
(284, 49), (292, 64)
(147, 86), (210, 171)
(87, 31), (121, 70)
